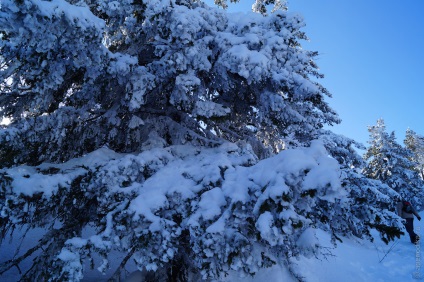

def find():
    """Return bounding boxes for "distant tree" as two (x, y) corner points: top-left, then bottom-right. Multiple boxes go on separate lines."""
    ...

(404, 128), (424, 180)
(320, 129), (402, 244)
(363, 119), (424, 207)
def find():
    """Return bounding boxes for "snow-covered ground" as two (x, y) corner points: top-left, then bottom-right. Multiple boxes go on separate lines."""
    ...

(296, 226), (423, 282)
(238, 219), (424, 282)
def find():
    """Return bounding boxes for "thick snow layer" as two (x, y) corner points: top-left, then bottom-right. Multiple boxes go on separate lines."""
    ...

(34, 0), (105, 30)
(6, 147), (123, 197)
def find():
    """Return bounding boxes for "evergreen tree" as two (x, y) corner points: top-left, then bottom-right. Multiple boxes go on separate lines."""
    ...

(0, 0), (339, 167)
(363, 119), (424, 207)
(404, 128), (424, 180)
(0, 1), (403, 281)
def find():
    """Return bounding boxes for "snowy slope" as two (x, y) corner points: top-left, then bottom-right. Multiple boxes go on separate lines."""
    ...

(296, 224), (423, 282)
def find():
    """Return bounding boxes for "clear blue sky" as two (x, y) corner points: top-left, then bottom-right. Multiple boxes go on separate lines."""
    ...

(206, 0), (424, 148)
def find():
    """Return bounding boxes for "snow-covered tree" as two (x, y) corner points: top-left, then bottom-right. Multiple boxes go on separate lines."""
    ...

(0, 0), (339, 167)
(363, 119), (424, 207)
(0, 1), (403, 281)
(404, 128), (424, 180)
(319, 129), (365, 170)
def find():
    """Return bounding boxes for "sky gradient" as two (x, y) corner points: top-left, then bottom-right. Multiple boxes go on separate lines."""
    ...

(207, 0), (424, 148)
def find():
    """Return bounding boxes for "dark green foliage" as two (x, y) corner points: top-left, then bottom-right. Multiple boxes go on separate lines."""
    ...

(369, 224), (403, 245)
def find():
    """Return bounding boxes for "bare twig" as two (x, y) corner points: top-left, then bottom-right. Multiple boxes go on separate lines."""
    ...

(107, 247), (136, 282)
(0, 229), (58, 275)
